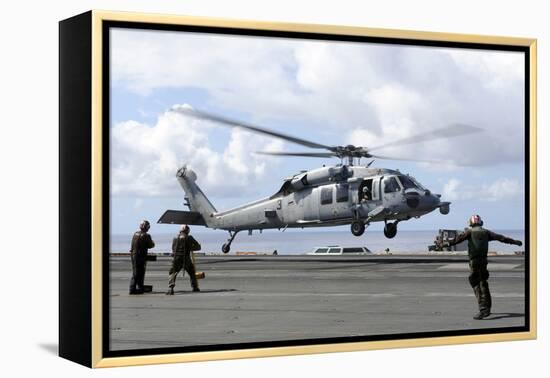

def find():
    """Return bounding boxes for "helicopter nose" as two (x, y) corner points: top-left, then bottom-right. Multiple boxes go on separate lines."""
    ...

(420, 191), (440, 210)
(430, 193), (441, 208)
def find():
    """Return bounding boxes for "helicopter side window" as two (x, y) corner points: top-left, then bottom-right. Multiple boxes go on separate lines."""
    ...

(336, 184), (349, 203)
(383, 177), (401, 193)
(320, 187), (333, 205)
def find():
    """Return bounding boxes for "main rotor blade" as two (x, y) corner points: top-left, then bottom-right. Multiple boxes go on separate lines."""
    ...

(255, 151), (336, 158)
(369, 153), (469, 166)
(173, 107), (334, 150)
(369, 123), (482, 151)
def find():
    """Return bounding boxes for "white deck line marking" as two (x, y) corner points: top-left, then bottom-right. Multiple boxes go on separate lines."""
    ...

(437, 263), (519, 271)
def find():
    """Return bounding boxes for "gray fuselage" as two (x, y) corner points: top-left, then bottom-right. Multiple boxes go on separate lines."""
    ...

(179, 165), (447, 232)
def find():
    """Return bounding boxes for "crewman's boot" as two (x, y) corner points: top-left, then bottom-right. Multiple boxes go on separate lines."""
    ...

(474, 282), (491, 320)
(191, 276), (200, 292)
(479, 281), (492, 317)
(472, 285), (487, 320)
(473, 285), (481, 305)
(166, 287), (174, 295)
(473, 311), (489, 320)
(192, 282), (200, 292)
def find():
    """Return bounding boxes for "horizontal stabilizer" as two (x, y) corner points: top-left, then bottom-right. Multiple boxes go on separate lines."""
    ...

(157, 210), (206, 226)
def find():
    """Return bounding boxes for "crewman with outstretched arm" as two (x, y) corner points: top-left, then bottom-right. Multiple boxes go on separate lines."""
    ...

(448, 215), (522, 320)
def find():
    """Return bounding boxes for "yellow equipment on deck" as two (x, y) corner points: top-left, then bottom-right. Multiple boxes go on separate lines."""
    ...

(191, 252), (205, 279)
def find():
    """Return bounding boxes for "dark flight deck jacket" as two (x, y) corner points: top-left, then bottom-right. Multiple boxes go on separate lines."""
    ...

(451, 226), (518, 259)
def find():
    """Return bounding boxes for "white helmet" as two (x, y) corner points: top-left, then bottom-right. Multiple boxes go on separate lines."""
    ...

(468, 214), (483, 227)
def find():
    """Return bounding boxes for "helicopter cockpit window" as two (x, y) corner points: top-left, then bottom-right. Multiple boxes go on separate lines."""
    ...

(411, 177), (426, 190)
(320, 187), (333, 205)
(383, 177), (401, 193)
(397, 175), (418, 190)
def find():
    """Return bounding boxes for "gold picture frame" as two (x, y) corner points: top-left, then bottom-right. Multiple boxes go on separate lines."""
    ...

(59, 10), (537, 368)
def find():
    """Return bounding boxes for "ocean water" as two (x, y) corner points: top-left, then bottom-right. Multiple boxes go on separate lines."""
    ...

(110, 229), (525, 255)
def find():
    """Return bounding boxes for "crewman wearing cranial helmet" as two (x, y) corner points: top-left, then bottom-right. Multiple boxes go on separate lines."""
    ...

(166, 224), (202, 295)
(129, 220), (155, 294)
(448, 215), (522, 319)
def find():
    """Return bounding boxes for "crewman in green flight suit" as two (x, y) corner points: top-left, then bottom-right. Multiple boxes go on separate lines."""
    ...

(166, 225), (201, 295)
(448, 215), (522, 319)
(129, 220), (155, 294)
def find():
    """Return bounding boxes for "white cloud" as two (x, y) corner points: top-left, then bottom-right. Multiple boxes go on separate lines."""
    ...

(111, 29), (525, 167)
(443, 48), (524, 90)
(484, 178), (523, 202)
(343, 47), (525, 166)
(111, 106), (283, 197)
(442, 178), (523, 202)
(346, 83), (424, 150)
(133, 198), (143, 210)
(442, 178), (462, 201)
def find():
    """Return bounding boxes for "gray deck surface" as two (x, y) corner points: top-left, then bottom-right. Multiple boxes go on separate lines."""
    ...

(109, 255), (526, 351)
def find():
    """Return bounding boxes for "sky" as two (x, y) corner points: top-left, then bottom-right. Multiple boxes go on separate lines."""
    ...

(109, 27), (526, 236)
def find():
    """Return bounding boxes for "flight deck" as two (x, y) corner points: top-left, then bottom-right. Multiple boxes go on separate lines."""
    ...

(109, 254), (526, 351)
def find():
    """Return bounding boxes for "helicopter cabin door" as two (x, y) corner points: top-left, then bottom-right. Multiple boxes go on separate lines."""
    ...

(303, 187), (319, 221)
(318, 184), (336, 221)
(381, 176), (402, 207)
(333, 183), (351, 219)
(358, 178), (380, 213)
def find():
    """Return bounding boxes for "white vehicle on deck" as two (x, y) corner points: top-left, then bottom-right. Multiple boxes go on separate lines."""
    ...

(308, 246), (371, 255)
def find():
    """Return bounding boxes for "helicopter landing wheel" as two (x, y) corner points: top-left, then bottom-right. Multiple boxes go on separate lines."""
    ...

(351, 221), (365, 237)
(383, 222), (398, 239)
(222, 231), (238, 254)
(222, 243), (231, 254)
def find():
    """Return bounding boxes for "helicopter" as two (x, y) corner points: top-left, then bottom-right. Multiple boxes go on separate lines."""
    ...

(158, 108), (479, 254)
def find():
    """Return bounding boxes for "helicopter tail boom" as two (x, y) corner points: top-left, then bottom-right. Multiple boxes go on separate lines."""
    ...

(175, 165), (217, 228)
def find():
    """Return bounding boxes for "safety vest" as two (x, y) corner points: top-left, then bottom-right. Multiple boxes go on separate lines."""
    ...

(173, 234), (200, 256)
(468, 226), (489, 259)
